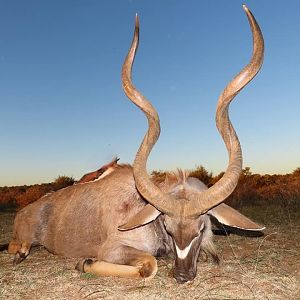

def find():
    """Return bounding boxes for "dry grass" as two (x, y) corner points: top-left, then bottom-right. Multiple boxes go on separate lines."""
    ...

(0, 207), (299, 300)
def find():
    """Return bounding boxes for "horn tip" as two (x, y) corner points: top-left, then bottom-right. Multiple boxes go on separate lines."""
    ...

(242, 4), (248, 11)
(242, 4), (252, 16)
(135, 13), (139, 26)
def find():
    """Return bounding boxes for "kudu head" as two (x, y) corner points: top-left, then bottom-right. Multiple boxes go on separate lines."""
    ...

(119, 5), (264, 283)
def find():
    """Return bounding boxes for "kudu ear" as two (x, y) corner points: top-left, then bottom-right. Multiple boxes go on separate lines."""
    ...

(208, 203), (265, 231)
(118, 204), (161, 231)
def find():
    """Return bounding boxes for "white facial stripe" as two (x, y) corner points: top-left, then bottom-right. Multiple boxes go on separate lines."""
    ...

(175, 236), (198, 260)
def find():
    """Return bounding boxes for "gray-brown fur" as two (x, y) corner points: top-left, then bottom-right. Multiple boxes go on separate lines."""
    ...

(8, 165), (216, 281)
(10, 166), (156, 255)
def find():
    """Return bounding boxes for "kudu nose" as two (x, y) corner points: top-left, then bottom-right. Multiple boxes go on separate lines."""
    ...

(174, 271), (196, 284)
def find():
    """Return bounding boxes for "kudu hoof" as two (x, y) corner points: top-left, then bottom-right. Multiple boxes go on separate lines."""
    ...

(75, 258), (93, 272)
(138, 259), (158, 279)
(13, 253), (23, 265)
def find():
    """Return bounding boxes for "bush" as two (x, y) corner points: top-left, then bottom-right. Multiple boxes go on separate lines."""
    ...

(53, 176), (75, 190)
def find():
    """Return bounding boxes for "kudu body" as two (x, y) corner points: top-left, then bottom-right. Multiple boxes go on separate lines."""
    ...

(6, 5), (265, 283)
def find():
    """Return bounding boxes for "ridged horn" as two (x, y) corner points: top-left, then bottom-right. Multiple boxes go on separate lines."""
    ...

(122, 5), (264, 218)
(184, 5), (264, 217)
(122, 15), (182, 216)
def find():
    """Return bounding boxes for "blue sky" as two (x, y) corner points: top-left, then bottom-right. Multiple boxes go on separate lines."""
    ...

(0, 0), (299, 186)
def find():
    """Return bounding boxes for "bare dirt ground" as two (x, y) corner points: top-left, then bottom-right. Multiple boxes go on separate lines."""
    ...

(0, 206), (299, 300)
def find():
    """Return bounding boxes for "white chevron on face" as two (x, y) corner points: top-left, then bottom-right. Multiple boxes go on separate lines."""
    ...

(175, 236), (197, 260)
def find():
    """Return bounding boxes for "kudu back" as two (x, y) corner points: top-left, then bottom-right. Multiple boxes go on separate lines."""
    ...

(6, 5), (265, 284)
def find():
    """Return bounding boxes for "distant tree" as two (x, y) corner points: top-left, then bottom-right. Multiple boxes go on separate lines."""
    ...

(16, 184), (51, 208)
(189, 165), (213, 186)
(151, 170), (166, 184)
(242, 167), (252, 176)
(292, 167), (300, 177)
(53, 175), (75, 190)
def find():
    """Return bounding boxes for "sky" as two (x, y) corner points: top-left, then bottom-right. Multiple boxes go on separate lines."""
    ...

(0, 0), (299, 186)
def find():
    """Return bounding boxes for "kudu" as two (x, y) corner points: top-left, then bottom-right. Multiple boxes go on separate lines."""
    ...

(5, 5), (264, 283)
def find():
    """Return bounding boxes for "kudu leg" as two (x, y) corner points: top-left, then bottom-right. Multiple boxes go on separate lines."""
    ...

(8, 240), (31, 265)
(76, 259), (144, 278)
(76, 245), (158, 279)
